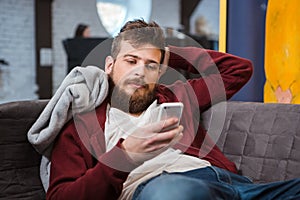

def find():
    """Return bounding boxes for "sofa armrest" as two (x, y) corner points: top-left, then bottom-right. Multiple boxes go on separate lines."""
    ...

(201, 101), (300, 183)
(0, 100), (48, 199)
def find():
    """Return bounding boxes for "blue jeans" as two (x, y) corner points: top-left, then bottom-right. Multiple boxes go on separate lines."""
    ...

(132, 166), (300, 200)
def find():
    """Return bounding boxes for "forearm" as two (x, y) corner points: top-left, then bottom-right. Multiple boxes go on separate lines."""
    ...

(168, 46), (253, 83)
(167, 45), (253, 110)
(47, 161), (129, 200)
(47, 130), (138, 200)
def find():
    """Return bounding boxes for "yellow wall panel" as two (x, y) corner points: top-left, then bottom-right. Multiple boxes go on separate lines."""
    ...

(264, 0), (300, 103)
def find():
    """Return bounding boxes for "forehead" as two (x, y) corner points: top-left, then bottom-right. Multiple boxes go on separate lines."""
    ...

(117, 41), (161, 62)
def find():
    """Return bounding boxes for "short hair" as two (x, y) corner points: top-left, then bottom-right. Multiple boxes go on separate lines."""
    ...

(111, 19), (166, 63)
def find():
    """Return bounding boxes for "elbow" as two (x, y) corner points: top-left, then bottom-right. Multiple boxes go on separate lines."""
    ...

(240, 58), (254, 83)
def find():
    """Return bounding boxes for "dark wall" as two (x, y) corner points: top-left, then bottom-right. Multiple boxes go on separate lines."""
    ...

(227, 0), (268, 102)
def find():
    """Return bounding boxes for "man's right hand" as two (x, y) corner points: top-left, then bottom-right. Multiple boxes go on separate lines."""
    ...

(121, 117), (183, 165)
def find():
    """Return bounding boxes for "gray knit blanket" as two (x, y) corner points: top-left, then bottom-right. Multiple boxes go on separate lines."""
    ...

(27, 65), (109, 191)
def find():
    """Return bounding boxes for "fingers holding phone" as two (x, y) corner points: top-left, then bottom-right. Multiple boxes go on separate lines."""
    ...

(121, 118), (183, 164)
(121, 102), (184, 164)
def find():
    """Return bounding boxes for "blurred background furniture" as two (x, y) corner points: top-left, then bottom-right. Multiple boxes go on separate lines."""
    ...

(62, 38), (109, 73)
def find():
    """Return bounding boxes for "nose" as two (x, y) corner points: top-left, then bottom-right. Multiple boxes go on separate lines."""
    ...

(133, 62), (146, 77)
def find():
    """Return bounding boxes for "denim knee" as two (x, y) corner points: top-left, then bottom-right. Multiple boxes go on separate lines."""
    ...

(135, 173), (213, 200)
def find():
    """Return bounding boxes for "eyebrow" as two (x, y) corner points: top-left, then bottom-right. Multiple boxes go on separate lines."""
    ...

(123, 54), (159, 64)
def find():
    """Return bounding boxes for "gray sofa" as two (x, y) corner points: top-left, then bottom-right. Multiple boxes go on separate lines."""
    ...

(0, 100), (299, 199)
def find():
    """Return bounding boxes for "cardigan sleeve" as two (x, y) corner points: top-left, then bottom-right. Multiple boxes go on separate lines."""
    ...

(46, 121), (138, 200)
(167, 45), (253, 111)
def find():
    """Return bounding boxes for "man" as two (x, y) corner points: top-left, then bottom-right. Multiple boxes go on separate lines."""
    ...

(47, 20), (300, 200)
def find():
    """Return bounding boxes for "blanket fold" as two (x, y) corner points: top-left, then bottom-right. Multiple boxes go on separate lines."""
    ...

(27, 65), (109, 191)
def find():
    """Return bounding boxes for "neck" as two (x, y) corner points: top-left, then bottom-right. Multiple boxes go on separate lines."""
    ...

(129, 112), (143, 117)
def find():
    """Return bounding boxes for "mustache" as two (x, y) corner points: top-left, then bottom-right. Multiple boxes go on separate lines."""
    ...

(124, 78), (146, 86)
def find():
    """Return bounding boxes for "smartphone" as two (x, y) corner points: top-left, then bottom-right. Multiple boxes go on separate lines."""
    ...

(157, 102), (184, 131)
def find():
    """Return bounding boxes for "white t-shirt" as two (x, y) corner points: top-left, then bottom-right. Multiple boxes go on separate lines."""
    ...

(104, 100), (211, 200)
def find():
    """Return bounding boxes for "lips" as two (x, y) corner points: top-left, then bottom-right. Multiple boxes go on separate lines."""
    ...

(129, 83), (144, 89)
(125, 79), (146, 89)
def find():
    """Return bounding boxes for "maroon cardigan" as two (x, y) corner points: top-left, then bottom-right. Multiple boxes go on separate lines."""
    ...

(47, 46), (253, 200)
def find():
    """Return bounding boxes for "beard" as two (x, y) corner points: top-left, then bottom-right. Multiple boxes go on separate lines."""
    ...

(108, 77), (157, 114)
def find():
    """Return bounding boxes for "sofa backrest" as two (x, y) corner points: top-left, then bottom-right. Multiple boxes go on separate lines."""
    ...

(0, 100), (48, 199)
(201, 101), (300, 183)
(1, 100), (300, 199)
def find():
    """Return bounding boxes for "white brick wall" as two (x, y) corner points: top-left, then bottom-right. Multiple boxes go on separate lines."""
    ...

(52, 0), (109, 92)
(0, 0), (37, 104)
(0, 0), (181, 102)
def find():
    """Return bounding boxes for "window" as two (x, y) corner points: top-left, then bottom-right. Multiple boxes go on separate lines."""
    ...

(96, 0), (152, 36)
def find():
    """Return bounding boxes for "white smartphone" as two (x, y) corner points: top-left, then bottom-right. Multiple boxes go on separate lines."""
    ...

(157, 102), (184, 131)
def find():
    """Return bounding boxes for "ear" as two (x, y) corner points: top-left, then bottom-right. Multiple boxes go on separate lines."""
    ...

(162, 47), (170, 66)
(105, 56), (114, 75)
(158, 47), (170, 78)
(158, 64), (167, 79)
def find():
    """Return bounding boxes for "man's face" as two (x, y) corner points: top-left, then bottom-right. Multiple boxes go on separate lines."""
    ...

(105, 41), (163, 113)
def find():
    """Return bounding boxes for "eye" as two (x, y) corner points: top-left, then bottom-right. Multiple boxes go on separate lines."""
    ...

(146, 64), (159, 71)
(126, 59), (136, 65)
